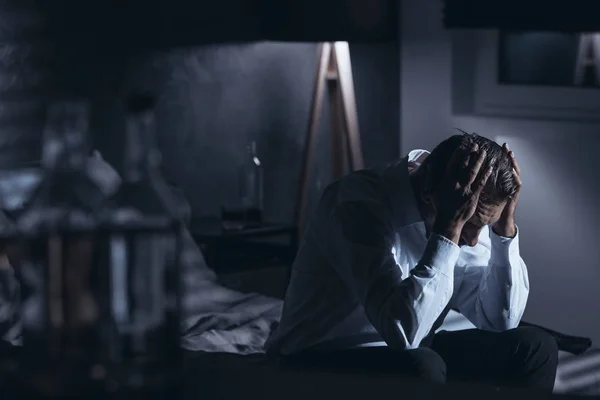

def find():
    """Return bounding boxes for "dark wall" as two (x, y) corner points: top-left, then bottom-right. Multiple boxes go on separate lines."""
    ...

(93, 42), (399, 223)
(0, 3), (398, 222)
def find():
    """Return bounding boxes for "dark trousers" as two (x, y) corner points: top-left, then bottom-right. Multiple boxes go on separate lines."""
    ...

(281, 327), (559, 393)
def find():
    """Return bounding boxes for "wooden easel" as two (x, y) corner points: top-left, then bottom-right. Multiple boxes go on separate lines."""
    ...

(295, 42), (365, 235)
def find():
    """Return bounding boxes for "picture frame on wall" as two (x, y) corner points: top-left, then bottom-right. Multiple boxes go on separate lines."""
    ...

(452, 30), (600, 121)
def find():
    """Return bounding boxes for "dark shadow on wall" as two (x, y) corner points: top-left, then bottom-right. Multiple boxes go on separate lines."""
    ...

(93, 42), (399, 223)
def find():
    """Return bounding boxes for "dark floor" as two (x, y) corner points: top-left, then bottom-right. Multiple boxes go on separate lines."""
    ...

(183, 350), (575, 400)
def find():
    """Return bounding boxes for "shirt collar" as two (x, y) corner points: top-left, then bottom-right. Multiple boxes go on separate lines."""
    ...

(381, 150), (429, 229)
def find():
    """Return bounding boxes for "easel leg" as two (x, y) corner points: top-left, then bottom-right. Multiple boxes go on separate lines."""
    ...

(295, 43), (365, 237)
(295, 43), (331, 235)
(334, 42), (364, 171)
(328, 77), (347, 180)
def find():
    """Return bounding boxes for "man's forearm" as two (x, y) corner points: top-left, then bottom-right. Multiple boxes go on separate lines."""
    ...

(432, 217), (464, 245)
(369, 233), (460, 349)
(482, 228), (529, 329)
(492, 217), (517, 238)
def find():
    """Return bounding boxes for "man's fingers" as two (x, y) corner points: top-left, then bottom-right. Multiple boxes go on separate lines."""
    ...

(505, 144), (522, 204)
(464, 148), (486, 186)
(509, 169), (522, 204)
(511, 168), (523, 203)
(512, 168), (522, 185)
(505, 143), (521, 177)
(510, 151), (521, 177)
(448, 144), (471, 172)
(473, 165), (493, 195)
(462, 144), (479, 170)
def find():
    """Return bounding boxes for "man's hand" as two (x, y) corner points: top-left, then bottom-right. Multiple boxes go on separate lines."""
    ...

(432, 143), (493, 245)
(492, 143), (522, 238)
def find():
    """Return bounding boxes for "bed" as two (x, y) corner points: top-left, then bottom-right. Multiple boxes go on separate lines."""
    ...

(188, 265), (600, 396)
(438, 310), (600, 396)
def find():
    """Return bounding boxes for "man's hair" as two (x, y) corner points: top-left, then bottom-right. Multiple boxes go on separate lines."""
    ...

(423, 131), (518, 205)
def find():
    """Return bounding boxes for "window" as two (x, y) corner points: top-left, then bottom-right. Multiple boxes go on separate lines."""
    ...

(499, 31), (600, 88)
(453, 30), (600, 121)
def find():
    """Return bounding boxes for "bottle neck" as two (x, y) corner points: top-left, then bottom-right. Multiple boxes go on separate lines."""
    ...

(245, 142), (260, 166)
(246, 142), (256, 156)
(123, 111), (160, 183)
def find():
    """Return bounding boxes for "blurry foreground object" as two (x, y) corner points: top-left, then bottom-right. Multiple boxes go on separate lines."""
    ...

(7, 97), (183, 398)
(98, 93), (183, 397)
(11, 100), (109, 397)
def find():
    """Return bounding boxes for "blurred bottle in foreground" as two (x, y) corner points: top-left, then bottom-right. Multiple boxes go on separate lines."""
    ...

(98, 93), (183, 398)
(9, 96), (183, 399)
(13, 99), (109, 397)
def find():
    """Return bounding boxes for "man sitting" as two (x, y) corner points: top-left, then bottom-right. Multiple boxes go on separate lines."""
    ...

(265, 132), (558, 392)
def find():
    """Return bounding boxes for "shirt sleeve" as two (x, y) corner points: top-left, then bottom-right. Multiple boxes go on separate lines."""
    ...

(450, 225), (529, 331)
(324, 200), (460, 350)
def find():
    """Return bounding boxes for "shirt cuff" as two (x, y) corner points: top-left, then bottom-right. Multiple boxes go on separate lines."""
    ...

(421, 233), (461, 278)
(490, 225), (520, 264)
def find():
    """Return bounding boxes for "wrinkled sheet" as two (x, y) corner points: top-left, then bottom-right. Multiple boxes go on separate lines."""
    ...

(181, 281), (282, 355)
(173, 221), (283, 355)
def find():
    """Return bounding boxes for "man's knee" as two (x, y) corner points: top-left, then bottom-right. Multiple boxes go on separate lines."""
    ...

(502, 327), (559, 380)
(401, 348), (447, 384)
(507, 327), (558, 363)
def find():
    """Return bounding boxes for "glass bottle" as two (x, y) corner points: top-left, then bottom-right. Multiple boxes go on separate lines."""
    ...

(239, 141), (263, 227)
(13, 100), (109, 397)
(220, 141), (264, 230)
(99, 93), (183, 397)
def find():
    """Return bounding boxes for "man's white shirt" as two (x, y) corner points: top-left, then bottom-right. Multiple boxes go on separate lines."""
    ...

(265, 150), (529, 355)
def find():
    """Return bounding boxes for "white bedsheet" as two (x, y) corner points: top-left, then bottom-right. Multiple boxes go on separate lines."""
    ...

(181, 280), (282, 355)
